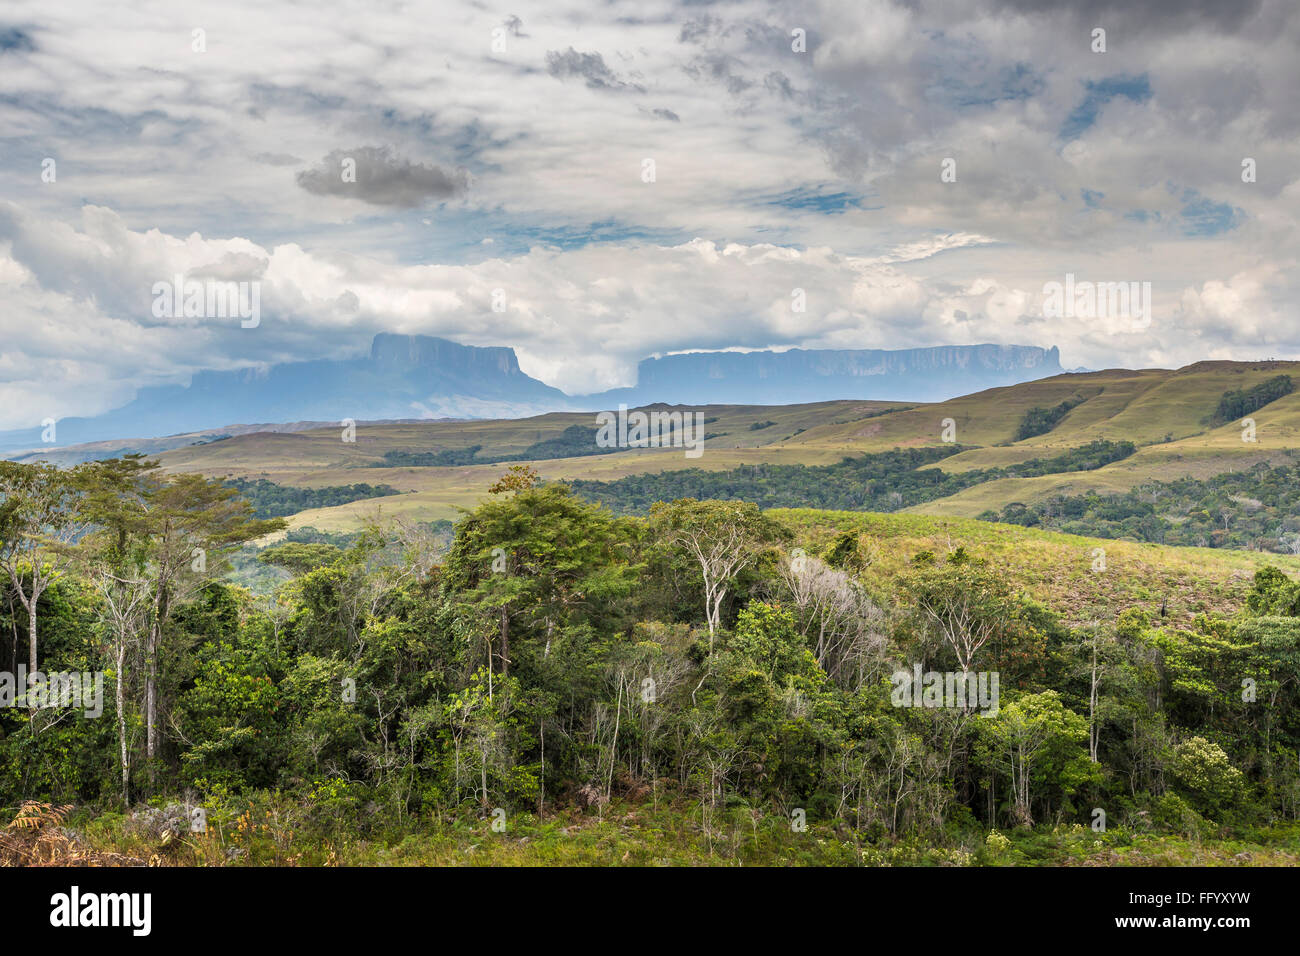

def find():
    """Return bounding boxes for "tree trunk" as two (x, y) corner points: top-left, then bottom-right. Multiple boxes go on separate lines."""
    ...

(7, 591), (18, 674)
(538, 720), (545, 814)
(117, 636), (129, 805)
(26, 599), (38, 720)
(1088, 637), (1100, 762)
(27, 600), (37, 674)
(145, 620), (158, 770)
(499, 605), (510, 677)
(146, 582), (168, 787)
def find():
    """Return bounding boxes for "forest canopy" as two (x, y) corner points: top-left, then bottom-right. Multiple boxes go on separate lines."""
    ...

(1, 457), (1298, 866)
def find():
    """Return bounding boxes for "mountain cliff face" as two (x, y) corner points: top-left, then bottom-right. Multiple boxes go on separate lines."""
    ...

(581, 344), (1062, 406)
(368, 333), (527, 381)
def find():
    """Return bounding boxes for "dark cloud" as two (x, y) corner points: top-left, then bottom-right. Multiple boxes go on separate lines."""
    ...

(678, 16), (719, 43)
(651, 107), (681, 121)
(973, 0), (1268, 32)
(764, 71), (796, 100)
(545, 48), (645, 92)
(0, 27), (34, 52)
(254, 151), (302, 166)
(295, 146), (469, 207)
(684, 53), (753, 95)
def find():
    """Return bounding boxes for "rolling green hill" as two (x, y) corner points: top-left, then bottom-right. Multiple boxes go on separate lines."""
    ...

(773, 508), (1300, 625)
(150, 359), (1300, 535)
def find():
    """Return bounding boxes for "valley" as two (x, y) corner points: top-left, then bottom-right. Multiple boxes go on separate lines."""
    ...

(141, 359), (1300, 539)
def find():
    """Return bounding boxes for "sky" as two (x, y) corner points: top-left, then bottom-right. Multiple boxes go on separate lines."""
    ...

(0, 0), (1297, 429)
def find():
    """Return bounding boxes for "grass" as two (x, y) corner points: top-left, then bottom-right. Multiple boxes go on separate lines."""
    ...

(772, 509), (1300, 625)
(54, 799), (1300, 867)
(149, 359), (1300, 532)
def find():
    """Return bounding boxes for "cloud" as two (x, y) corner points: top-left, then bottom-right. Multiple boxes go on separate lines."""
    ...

(10, 200), (1297, 430)
(979, 0), (1267, 33)
(0, 0), (1296, 424)
(295, 147), (470, 208)
(0, 203), (1033, 420)
(254, 151), (303, 167)
(0, 26), (35, 52)
(545, 48), (645, 92)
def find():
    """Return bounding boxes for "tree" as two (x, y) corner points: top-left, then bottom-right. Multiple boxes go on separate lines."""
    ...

(131, 471), (284, 782)
(78, 457), (157, 803)
(1072, 622), (1123, 763)
(779, 550), (886, 689)
(443, 480), (633, 681)
(650, 499), (788, 646)
(979, 691), (1090, 827)
(0, 461), (91, 675)
(1167, 736), (1246, 817)
(903, 555), (1013, 682)
(488, 464), (540, 495)
(257, 541), (342, 576)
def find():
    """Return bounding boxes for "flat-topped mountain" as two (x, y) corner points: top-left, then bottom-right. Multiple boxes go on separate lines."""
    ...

(0, 336), (1063, 456)
(0, 334), (571, 454)
(579, 344), (1061, 406)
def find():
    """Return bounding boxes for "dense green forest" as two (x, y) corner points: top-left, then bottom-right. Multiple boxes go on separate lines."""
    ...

(979, 458), (1300, 551)
(223, 478), (401, 518)
(1211, 375), (1294, 426)
(570, 440), (1136, 514)
(1015, 395), (1087, 440)
(2, 456), (1299, 866)
(377, 425), (622, 467)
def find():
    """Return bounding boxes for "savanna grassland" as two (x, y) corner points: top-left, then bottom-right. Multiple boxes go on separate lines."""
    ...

(136, 359), (1300, 537)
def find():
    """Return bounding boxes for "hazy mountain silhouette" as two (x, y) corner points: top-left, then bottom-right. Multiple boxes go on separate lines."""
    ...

(0, 335), (1062, 455)
(575, 344), (1061, 407)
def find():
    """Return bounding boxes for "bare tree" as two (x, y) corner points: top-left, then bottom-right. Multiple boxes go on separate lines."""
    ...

(651, 499), (785, 647)
(906, 560), (1009, 682)
(779, 551), (887, 689)
(88, 566), (150, 804)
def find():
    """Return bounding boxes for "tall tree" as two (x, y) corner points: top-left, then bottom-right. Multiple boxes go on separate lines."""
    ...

(902, 555), (1012, 681)
(78, 457), (155, 803)
(650, 499), (787, 647)
(443, 476), (632, 681)
(0, 461), (91, 675)
(132, 470), (284, 780)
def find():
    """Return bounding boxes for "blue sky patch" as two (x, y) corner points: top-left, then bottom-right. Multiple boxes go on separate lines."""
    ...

(1178, 188), (1242, 237)
(1060, 74), (1152, 140)
(763, 186), (869, 214)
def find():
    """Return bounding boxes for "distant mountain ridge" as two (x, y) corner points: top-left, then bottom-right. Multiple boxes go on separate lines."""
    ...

(0, 335), (1063, 455)
(583, 344), (1062, 406)
(0, 334), (567, 455)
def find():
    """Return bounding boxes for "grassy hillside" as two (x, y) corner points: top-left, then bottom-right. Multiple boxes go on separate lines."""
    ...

(155, 401), (904, 527)
(774, 509), (1300, 625)
(150, 359), (1300, 532)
